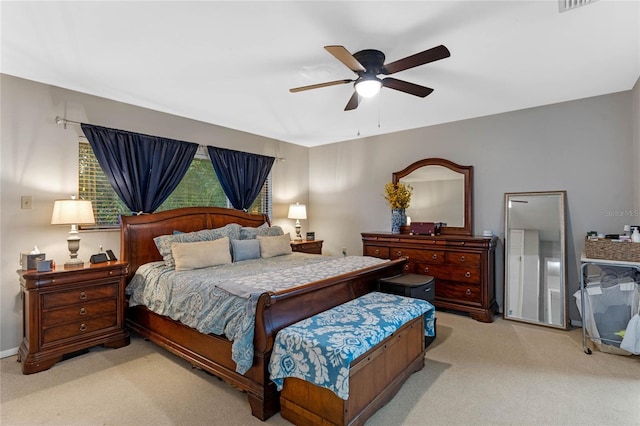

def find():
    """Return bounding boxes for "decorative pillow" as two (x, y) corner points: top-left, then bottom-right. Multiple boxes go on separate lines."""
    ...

(257, 233), (292, 258)
(171, 237), (232, 271)
(240, 223), (284, 240)
(231, 239), (261, 262)
(154, 223), (241, 268)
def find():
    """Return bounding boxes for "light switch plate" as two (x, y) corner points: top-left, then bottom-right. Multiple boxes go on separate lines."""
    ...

(21, 196), (32, 209)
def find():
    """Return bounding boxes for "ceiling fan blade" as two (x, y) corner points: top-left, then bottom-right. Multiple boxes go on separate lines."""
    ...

(382, 78), (434, 97)
(344, 91), (359, 111)
(382, 45), (450, 75)
(290, 79), (353, 93)
(324, 45), (366, 72)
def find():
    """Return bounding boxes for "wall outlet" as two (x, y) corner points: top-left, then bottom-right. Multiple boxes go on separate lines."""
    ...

(21, 196), (32, 209)
(342, 247), (347, 257)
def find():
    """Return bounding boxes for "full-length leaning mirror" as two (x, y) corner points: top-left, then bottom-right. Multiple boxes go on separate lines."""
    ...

(393, 158), (473, 236)
(504, 191), (568, 329)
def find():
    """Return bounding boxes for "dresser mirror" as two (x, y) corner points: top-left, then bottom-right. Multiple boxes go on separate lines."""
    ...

(503, 191), (569, 329)
(392, 158), (473, 236)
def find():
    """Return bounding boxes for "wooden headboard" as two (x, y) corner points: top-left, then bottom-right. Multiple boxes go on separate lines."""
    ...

(120, 207), (270, 281)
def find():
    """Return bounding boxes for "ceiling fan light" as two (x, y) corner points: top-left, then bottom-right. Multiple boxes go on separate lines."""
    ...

(355, 78), (382, 98)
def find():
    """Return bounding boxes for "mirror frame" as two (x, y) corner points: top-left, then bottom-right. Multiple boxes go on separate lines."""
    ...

(393, 158), (473, 236)
(503, 190), (569, 329)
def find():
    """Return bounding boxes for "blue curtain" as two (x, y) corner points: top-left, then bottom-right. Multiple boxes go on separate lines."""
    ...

(81, 124), (198, 214)
(207, 146), (275, 211)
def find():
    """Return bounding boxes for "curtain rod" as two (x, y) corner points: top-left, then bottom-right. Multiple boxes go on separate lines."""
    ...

(54, 116), (285, 162)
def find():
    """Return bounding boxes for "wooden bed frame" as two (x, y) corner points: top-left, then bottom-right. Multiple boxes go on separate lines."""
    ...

(120, 207), (406, 421)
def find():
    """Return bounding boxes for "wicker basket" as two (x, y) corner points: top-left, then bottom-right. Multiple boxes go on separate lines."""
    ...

(584, 238), (640, 262)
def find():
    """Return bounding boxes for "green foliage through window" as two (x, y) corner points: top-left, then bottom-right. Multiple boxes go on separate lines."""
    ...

(79, 142), (271, 227)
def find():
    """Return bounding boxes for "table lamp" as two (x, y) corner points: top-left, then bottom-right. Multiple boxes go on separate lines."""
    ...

(51, 196), (96, 268)
(288, 202), (307, 241)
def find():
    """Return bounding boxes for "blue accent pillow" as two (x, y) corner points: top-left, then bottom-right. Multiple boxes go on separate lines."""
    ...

(231, 238), (261, 262)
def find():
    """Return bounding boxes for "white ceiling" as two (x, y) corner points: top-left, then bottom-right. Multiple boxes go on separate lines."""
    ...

(2, 1), (639, 147)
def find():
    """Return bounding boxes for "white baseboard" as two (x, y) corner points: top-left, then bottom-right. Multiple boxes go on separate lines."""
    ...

(1, 347), (19, 359)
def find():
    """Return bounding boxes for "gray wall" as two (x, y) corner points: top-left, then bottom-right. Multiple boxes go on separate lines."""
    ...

(1, 73), (638, 355)
(309, 87), (639, 321)
(0, 75), (309, 356)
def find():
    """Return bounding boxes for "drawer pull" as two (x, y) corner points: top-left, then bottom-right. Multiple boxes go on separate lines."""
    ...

(432, 254), (438, 260)
(109, 271), (113, 275)
(423, 287), (432, 293)
(79, 292), (87, 300)
(460, 256), (466, 262)
(403, 264), (410, 271)
(374, 249), (380, 255)
(396, 250), (403, 256)
(423, 266), (429, 273)
(461, 242), (465, 245)
(465, 289), (471, 296)
(79, 323), (87, 332)
(79, 307), (87, 316)
(465, 272), (471, 278)
(52, 279), (56, 283)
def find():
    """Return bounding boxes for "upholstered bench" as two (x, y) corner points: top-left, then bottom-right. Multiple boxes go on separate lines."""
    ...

(269, 291), (435, 426)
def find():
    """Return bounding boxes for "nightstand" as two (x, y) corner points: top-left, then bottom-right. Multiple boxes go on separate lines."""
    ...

(17, 261), (130, 374)
(290, 240), (323, 255)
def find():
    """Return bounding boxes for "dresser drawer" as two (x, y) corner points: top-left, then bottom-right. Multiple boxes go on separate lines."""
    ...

(445, 252), (481, 267)
(415, 263), (480, 284)
(43, 299), (117, 327)
(448, 266), (481, 284)
(414, 262), (451, 280)
(364, 245), (390, 259)
(42, 283), (117, 310)
(42, 314), (118, 344)
(390, 248), (445, 264)
(435, 280), (481, 305)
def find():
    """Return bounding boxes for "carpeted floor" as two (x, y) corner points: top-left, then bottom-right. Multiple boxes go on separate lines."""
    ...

(2, 311), (639, 425)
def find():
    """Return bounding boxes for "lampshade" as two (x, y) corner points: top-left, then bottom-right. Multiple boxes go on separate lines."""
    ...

(288, 203), (307, 220)
(51, 198), (96, 225)
(355, 77), (382, 98)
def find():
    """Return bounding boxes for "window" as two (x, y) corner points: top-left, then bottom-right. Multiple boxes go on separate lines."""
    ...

(79, 142), (272, 228)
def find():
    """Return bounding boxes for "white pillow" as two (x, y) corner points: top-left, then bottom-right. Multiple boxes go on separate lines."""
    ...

(257, 233), (292, 258)
(171, 237), (232, 271)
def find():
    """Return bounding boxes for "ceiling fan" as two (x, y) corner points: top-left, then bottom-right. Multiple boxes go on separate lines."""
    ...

(290, 44), (450, 111)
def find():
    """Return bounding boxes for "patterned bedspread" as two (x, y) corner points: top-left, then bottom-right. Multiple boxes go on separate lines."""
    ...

(126, 253), (390, 374)
(268, 291), (435, 399)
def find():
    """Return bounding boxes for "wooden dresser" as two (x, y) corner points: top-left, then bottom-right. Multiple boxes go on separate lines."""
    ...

(18, 261), (130, 374)
(362, 232), (498, 322)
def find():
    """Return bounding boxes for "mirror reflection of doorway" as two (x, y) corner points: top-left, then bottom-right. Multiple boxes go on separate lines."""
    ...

(504, 191), (568, 329)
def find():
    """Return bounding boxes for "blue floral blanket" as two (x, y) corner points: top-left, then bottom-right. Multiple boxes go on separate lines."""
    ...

(269, 291), (435, 400)
(126, 254), (391, 374)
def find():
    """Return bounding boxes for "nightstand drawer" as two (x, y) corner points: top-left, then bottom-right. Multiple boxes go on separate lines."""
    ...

(42, 314), (118, 344)
(32, 268), (122, 287)
(290, 240), (323, 255)
(42, 283), (117, 309)
(43, 299), (117, 327)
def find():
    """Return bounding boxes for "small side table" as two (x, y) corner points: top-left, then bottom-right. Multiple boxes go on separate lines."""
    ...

(290, 240), (323, 255)
(18, 261), (130, 374)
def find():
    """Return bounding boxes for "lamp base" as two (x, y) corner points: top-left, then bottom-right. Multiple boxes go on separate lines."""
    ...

(64, 258), (84, 269)
(295, 223), (302, 241)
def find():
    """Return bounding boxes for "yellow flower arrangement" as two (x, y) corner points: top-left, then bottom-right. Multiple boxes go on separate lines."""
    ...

(384, 182), (413, 209)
